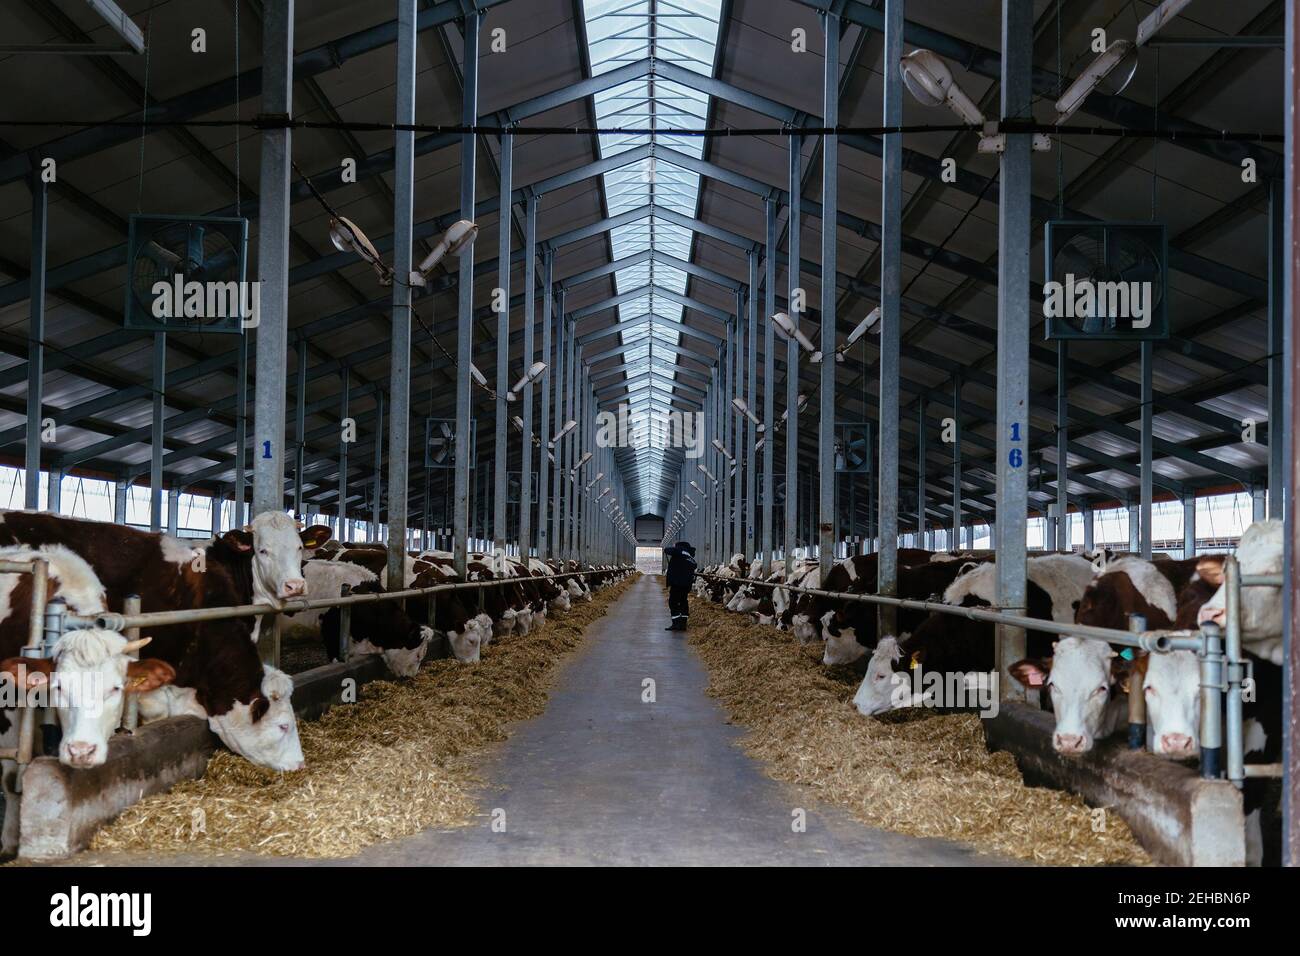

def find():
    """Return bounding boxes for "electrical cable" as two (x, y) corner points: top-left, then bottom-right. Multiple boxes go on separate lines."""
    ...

(0, 116), (1281, 143)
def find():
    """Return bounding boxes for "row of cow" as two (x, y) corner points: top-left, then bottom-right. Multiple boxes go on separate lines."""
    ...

(0, 509), (629, 778)
(696, 520), (1285, 863)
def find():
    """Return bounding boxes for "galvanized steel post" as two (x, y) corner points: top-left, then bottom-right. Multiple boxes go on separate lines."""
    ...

(453, 10), (479, 578)
(995, 0), (1032, 700)
(251, 0), (294, 520)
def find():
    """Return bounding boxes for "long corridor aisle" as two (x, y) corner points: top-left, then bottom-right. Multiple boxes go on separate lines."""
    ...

(354, 575), (1010, 866)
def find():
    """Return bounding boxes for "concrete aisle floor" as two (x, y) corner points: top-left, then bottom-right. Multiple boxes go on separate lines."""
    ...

(346, 574), (1011, 866)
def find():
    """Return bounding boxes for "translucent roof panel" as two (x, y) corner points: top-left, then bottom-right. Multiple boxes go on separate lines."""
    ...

(582, 0), (722, 508)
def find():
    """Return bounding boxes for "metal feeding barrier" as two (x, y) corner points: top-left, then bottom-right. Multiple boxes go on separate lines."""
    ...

(701, 553), (1280, 789)
(17, 563), (631, 757)
(0, 556), (50, 785)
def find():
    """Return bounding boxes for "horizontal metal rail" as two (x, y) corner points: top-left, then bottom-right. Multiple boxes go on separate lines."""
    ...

(699, 571), (1199, 651)
(700, 553), (1282, 789)
(59, 567), (632, 633)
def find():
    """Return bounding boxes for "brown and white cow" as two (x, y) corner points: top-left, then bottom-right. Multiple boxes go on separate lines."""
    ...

(853, 555), (1094, 719)
(293, 560), (433, 677)
(1199, 519), (1284, 665)
(1, 544), (175, 768)
(0, 511), (327, 769)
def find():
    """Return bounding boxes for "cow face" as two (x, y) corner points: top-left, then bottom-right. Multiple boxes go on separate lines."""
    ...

(1012, 638), (1127, 755)
(50, 632), (174, 768)
(852, 636), (910, 716)
(227, 513), (332, 607)
(821, 610), (866, 666)
(206, 666), (305, 771)
(1137, 650), (1201, 758)
(382, 625), (434, 678)
(447, 613), (491, 663)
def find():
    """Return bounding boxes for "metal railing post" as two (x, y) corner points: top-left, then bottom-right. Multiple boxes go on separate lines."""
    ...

(1198, 623), (1225, 780)
(121, 594), (142, 733)
(1223, 555), (1245, 786)
(1127, 613), (1147, 749)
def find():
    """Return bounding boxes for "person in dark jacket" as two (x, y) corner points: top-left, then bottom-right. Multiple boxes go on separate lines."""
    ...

(663, 541), (697, 630)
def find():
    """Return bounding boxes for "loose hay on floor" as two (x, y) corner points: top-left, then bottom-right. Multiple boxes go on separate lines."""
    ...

(90, 576), (636, 859)
(685, 596), (1149, 866)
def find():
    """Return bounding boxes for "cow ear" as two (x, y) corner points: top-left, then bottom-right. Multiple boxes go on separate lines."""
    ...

(250, 695), (270, 723)
(126, 659), (177, 694)
(223, 529), (254, 553)
(1196, 557), (1224, 586)
(1110, 654), (1135, 690)
(300, 524), (334, 549)
(0, 657), (53, 688)
(1008, 658), (1050, 688)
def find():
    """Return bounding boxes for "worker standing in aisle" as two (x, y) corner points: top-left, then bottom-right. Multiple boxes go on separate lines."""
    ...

(663, 540), (696, 631)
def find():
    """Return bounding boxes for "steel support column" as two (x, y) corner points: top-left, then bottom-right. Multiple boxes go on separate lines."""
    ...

(150, 333), (165, 532)
(952, 378), (963, 552)
(785, 134), (801, 574)
(233, 334), (248, 526)
(251, 0), (294, 522)
(25, 172), (47, 511)
(917, 401), (927, 545)
(746, 252), (758, 560)
(338, 368), (350, 538)
(386, 0), (418, 584)
(520, 194), (537, 558)
(1140, 341), (1154, 559)
(551, 290), (566, 559)
(538, 255), (554, 559)
(876, 0), (902, 629)
(762, 199), (776, 574)
(1268, 177), (1286, 519)
(371, 392), (384, 540)
(294, 343), (307, 517)
(493, 132), (513, 564)
(995, 0), (1032, 701)
(1183, 494), (1197, 558)
(1056, 341), (1069, 549)
(733, 291), (743, 560)
(453, 10), (479, 577)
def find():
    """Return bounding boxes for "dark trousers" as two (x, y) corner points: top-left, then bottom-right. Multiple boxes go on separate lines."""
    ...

(668, 585), (690, 623)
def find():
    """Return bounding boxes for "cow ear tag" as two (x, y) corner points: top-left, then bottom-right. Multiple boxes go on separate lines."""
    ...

(1120, 648), (1135, 661)
(909, 652), (921, 670)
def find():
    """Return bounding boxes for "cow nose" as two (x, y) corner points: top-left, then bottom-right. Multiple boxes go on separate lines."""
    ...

(1161, 733), (1194, 755)
(1197, 605), (1226, 627)
(281, 579), (306, 598)
(1054, 733), (1085, 754)
(66, 741), (98, 764)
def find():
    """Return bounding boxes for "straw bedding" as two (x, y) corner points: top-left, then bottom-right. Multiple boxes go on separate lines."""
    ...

(89, 575), (636, 859)
(685, 595), (1149, 865)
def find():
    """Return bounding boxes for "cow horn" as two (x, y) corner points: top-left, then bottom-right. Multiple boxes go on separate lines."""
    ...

(121, 637), (153, 654)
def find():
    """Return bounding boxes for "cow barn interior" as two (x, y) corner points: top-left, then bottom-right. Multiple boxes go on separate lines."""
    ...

(0, 0), (1297, 883)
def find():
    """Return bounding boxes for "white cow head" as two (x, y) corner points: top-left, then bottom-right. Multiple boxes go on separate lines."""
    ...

(494, 606), (518, 639)
(821, 610), (866, 666)
(515, 607), (535, 636)
(791, 612), (817, 644)
(1011, 638), (1128, 756)
(224, 513), (333, 606)
(1137, 650), (1201, 758)
(551, 590), (572, 613)
(207, 666), (305, 771)
(448, 613), (492, 663)
(852, 636), (911, 716)
(1, 631), (175, 769)
(355, 625), (435, 678)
